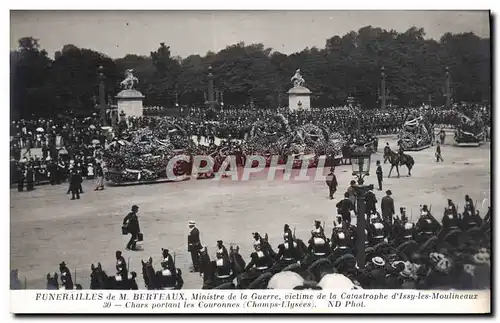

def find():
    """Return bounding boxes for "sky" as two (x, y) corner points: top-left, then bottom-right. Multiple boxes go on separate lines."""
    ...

(10, 10), (491, 59)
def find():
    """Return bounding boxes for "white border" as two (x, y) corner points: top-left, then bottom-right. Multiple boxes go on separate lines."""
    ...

(3, 1), (497, 322)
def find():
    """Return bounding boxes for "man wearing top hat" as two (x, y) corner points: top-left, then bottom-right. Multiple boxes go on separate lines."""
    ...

(381, 190), (395, 226)
(123, 205), (141, 250)
(59, 261), (74, 289)
(187, 220), (202, 272)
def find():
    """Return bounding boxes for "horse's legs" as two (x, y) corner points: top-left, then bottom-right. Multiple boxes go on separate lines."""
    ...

(396, 165), (400, 178)
(408, 165), (412, 177)
(388, 165), (393, 178)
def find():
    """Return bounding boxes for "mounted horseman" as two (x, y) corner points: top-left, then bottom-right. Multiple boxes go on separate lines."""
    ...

(275, 225), (302, 269)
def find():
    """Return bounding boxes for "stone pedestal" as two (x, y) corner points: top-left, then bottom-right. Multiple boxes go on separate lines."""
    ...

(288, 86), (311, 111)
(115, 89), (145, 118)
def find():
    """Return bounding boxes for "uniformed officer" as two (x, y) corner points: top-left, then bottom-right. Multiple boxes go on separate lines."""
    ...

(115, 250), (128, 281)
(187, 220), (202, 272)
(59, 261), (74, 289)
(276, 231), (300, 263)
(331, 218), (354, 250)
(161, 248), (176, 278)
(214, 249), (232, 280)
(368, 214), (386, 245)
(336, 192), (354, 224)
(245, 243), (274, 272)
(325, 167), (338, 200)
(416, 205), (441, 238)
(216, 240), (229, 263)
(376, 160), (383, 191)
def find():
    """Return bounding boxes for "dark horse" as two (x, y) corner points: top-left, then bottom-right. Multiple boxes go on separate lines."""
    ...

(141, 257), (183, 290)
(90, 263), (138, 290)
(386, 150), (414, 178)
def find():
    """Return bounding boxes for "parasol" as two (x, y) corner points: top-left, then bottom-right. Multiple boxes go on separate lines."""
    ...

(36, 127), (44, 132)
(92, 139), (100, 145)
(89, 125), (96, 130)
(59, 149), (68, 155)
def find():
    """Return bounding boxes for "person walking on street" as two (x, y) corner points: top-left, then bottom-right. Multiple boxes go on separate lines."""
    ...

(94, 162), (105, 191)
(69, 168), (81, 200)
(325, 167), (338, 200)
(123, 205), (141, 251)
(436, 141), (444, 163)
(187, 220), (202, 273)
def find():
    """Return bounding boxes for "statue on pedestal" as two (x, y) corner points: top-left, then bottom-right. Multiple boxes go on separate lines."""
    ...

(291, 69), (305, 87)
(120, 69), (139, 90)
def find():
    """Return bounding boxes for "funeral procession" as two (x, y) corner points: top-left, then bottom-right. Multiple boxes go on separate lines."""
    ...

(10, 11), (491, 292)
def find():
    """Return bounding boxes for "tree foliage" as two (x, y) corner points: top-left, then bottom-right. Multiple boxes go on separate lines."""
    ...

(10, 26), (490, 119)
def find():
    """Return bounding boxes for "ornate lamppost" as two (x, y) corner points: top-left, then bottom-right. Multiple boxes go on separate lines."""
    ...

(98, 65), (107, 126)
(351, 148), (374, 269)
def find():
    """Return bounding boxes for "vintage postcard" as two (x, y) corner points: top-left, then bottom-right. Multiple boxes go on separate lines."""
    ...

(9, 9), (491, 314)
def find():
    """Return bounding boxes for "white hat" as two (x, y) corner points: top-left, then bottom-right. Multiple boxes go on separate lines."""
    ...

(267, 271), (304, 289)
(372, 256), (385, 267)
(188, 220), (195, 225)
(318, 273), (356, 290)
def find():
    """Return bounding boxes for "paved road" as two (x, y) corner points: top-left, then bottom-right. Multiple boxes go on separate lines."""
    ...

(10, 137), (491, 289)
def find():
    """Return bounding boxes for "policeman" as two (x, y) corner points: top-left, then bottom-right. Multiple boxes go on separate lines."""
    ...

(115, 250), (128, 281)
(245, 242), (274, 272)
(325, 167), (338, 200)
(187, 220), (202, 272)
(376, 160), (383, 191)
(59, 261), (74, 289)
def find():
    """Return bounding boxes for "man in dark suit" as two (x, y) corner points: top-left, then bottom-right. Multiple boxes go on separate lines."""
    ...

(381, 190), (395, 226)
(325, 167), (338, 200)
(187, 220), (202, 272)
(123, 205), (141, 250)
(336, 192), (354, 224)
(69, 168), (81, 200)
(376, 160), (383, 191)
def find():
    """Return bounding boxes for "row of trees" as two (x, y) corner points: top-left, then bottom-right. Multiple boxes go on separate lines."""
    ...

(10, 26), (490, 120)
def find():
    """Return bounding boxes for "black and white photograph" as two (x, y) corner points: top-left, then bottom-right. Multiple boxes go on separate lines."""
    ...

(8, 8), (491, 314)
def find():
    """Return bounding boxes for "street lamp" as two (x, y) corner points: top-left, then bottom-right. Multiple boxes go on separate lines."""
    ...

(350, 148), (374, 269)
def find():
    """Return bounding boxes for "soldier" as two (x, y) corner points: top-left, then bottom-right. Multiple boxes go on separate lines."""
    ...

(331, 218), (354, 251)
(376, 160), (383, 191)
(245, 242), (274, 272)
(400, 209), (415, 241)
(161, 248), (176, 278)
(187, 220), (202, 273)
(214, 248), (232, 280)
(216, 240), (229, 263)
(276, 229), (300, 263)
(464, 195), (475, 216)
(442, 200), (460, 231)
(336, 192), (354, 224)
(115, 250), (128, 281)
(59, 261), (74, 290)
(381, 190), (395, 226)
(308, 221), (329, 256)
(123, 205), (141, 250)
(325, 167), (338, 200)
(416, 205), (441, 239)
(368, 214), (386, 245)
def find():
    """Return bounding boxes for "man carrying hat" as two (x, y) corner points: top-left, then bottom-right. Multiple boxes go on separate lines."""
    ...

(187, 220), (202, 272)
